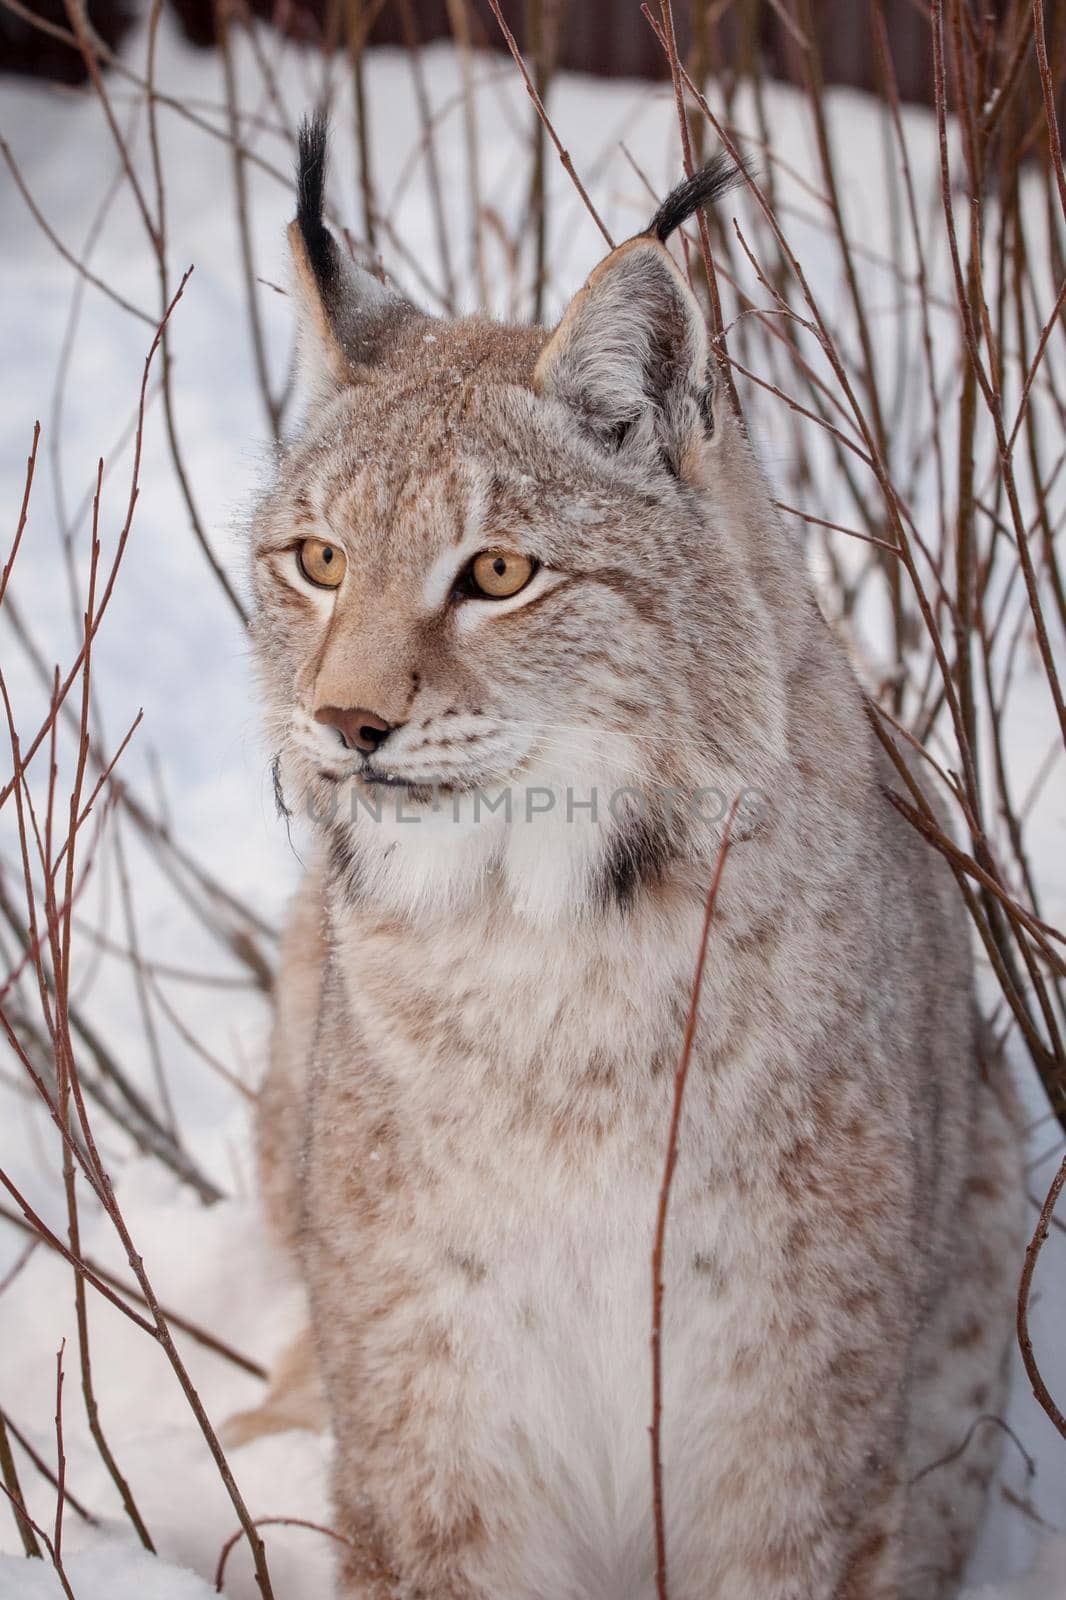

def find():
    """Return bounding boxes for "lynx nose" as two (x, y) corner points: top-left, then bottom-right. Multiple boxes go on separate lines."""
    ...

(314, 706), (394, 754)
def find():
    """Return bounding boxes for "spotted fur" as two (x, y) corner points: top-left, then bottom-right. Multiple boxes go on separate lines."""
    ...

(244, 127), (1023, 1600)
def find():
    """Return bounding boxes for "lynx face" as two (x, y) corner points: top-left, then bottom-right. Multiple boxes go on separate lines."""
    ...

(251, 123), (787, 920)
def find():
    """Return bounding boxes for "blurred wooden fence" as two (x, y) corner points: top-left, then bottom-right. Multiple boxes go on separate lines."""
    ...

(0, 0), (1030, 105)
(168, 0), (937, 101)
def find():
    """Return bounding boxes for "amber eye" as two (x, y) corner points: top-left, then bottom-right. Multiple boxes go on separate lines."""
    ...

(468, 550), (536, 600)
(298, 537), (346, 590)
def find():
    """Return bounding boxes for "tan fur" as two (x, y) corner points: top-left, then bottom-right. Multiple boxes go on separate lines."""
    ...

(256, 859), (326, 1250)
(244, 178), (1023, 1599)
(287, 220), (352, 391)
(223, 1326), (328, 1447)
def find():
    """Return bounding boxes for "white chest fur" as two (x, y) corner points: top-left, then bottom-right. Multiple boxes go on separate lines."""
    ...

(325, 892), (748, 1600)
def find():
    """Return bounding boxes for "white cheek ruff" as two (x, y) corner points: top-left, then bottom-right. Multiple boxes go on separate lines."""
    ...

(323, 734), (654, 927)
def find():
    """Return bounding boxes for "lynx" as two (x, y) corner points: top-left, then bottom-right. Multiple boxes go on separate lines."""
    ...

(246, 115), (1022, 1599)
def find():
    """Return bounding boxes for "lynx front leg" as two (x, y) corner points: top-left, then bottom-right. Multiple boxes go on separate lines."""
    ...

(300, 1055), (505, 1600)
(673, 1165), (914, 1600)
(329, 1457), (488, 1600)
(683, 1413), (905, 1600)
(682, 1370), (907, 1600)
(305, 1231), (498, 1600)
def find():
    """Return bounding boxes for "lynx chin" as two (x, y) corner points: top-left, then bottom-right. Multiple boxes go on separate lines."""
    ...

(238, 113), (1022, 1600)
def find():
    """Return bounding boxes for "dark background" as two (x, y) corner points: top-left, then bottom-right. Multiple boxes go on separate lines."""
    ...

(0, 0), (995, 105)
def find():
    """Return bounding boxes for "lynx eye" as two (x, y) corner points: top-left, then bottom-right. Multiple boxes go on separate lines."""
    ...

(468, 551), (536, 600)
(298, 537), (346, 590)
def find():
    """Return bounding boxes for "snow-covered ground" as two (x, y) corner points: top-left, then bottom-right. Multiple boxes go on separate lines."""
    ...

(0, 15), (1063, 1597)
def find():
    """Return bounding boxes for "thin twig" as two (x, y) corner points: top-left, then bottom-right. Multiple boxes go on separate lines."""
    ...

(651, 799), (740, 1600)
(1017, 1151), (1066, 1440)
(215, 1515), (357, 1590)
(484, 0), (613, 248)
(0, 1409), (40, 1559)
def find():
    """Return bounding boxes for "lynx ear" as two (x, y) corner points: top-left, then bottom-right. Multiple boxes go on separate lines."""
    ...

(289, 113), (420, 404)
(534, 157), (742, 481)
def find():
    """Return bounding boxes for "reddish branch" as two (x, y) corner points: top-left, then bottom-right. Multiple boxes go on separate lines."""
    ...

(484, 0), (613, 248)
(0, 1483), (74, 1599)
(0, 1409), (98, 1527)
(0, 140), (155, 327)
(651, 800), (740, 1600)
(0, 1409), (40, 1559)
(0, 290), (277, 1595)
(930, 0), (1066, 752)
(650, 0), (740, 418)
(0, 1201), (267, 1379)
(52, 1343), (68, 1569)
(0, 271), (193, 813)
(1017, 1152), (1066, 1441)
(214, 1515), (358, 1590)
(0, 421), (39, 609)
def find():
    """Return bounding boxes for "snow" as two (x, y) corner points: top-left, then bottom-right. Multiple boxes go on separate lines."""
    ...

(0, 1544), (218, 1600)
(963, 1543), (1066, 1600)
(0, 13), (1063, 1599)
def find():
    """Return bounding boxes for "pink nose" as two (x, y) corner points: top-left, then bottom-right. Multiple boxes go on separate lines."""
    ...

(314, 706), (394, 754)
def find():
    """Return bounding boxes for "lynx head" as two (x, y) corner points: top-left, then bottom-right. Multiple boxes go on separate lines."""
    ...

(251, 116), (794, 923)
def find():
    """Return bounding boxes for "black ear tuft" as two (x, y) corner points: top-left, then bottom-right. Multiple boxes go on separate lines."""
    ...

(296, 111), (336, 288)
(648, 153), (749, 244)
